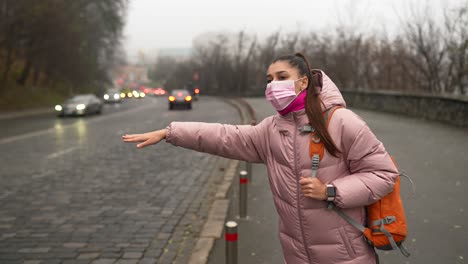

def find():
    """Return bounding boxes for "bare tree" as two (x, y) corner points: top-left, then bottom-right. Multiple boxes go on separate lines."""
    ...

(403, 4), (446, 94)
(444, 3), (468, 95)
(151, 1), (466, 98)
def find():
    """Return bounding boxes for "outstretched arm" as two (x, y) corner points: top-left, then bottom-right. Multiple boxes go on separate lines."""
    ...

(165, 121), (267, 163)
(122, 119), (269, 164)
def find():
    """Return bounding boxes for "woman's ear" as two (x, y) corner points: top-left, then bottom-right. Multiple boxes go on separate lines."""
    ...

(301, 76), (309, 90)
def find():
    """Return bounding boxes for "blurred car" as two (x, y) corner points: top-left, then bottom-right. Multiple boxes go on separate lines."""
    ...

(120, 89), (145, 99)
(142, 87), (152, 95)
(103, 88), (121, 103)
(55, 94), (103, 117)
(119, 88), (131, 99)
(153, 87), (166, 96)
(168, 89), (192, 110)
(132, 90), (145, 99)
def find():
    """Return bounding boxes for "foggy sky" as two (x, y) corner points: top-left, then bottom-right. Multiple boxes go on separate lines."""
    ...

(123, 0), (466, 60)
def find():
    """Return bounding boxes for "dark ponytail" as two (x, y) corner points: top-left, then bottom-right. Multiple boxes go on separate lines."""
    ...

(271, 53), (341, 157)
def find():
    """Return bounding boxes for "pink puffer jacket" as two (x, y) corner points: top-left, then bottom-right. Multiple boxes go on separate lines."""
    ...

(165, 71), (399, 264)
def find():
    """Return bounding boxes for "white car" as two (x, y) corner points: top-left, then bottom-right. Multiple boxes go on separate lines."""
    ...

(103, 89), (122, 103)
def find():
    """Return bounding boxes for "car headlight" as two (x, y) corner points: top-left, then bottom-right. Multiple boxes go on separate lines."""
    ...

(76, 104), (86, 110)
(114, 94), (120, 100)
(55, 105), (62, 111)
(140, 92), (145, 97)
(104, 94), (109, 100)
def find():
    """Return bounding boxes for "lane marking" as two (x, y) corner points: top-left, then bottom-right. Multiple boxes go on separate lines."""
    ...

(46, 147), (78, 159)
(0, 101), (157, 145)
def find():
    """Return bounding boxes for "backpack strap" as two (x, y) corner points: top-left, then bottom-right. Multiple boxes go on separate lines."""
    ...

(309, 106), (343, 178)
(329, 203), (410, 257)
(324, 106), (343, 128)
(329, 203), (365, 232)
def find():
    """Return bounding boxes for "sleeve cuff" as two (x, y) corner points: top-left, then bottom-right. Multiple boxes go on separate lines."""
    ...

(165, 123), (173, 143)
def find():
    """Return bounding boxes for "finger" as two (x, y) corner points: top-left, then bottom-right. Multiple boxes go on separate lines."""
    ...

(123, 138), (144, 143)
(122, 135), (135, 140)
(122, 134), (146, 140)
(123, 136), (147, 143)
(137, 138), (156, 148)
(300, 181), (314, 188)
(137, 141), (148, 148)
(299, 178), (311, 184)
(302, 185), (319, 193)
(122, 134), (140, 138)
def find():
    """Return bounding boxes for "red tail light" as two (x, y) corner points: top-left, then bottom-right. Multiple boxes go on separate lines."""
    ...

(194, 88), (200, 94)
(177, 92), (183, 97)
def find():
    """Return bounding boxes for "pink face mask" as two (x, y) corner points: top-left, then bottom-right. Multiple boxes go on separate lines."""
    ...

(265, 78), (304, 111)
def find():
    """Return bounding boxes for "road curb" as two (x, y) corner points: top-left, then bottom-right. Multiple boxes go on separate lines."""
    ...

(188, 97), (253, 264)
(188, 160), (239, 264)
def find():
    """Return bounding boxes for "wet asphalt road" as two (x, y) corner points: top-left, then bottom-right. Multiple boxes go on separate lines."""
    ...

(0, 96), (240, 264)
(1, 96), (467, 264)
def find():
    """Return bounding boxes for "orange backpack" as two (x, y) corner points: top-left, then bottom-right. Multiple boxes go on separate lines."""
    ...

(307, 106), (410, 257)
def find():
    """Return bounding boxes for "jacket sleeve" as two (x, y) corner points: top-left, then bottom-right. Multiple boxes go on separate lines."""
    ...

(165, 119), (268, 163)
(330, 113), (399, 209)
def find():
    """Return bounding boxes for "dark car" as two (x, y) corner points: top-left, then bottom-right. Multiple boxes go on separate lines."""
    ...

(168, 89), (192, 110)
(55, 94), (103, 117)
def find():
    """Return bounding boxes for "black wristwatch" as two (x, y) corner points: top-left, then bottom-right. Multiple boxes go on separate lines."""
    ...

(326, 184), (336, 202)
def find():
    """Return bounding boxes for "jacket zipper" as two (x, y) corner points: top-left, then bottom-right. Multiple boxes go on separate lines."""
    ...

(293, 115), (312, 263)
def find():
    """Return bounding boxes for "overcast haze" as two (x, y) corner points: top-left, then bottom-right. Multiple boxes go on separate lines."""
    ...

(123, 0), (466, 60)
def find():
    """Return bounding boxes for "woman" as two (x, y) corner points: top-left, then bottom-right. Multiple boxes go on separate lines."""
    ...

(122, 53), (398, 264)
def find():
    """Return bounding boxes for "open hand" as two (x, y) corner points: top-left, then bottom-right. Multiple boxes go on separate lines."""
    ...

(122, 129), (166, 148)
(299, 177), (327, 201)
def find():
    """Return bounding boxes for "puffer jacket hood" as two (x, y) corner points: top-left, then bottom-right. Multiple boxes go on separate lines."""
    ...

(319, 70), (347, 110)
(166, 70), (398, 264)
